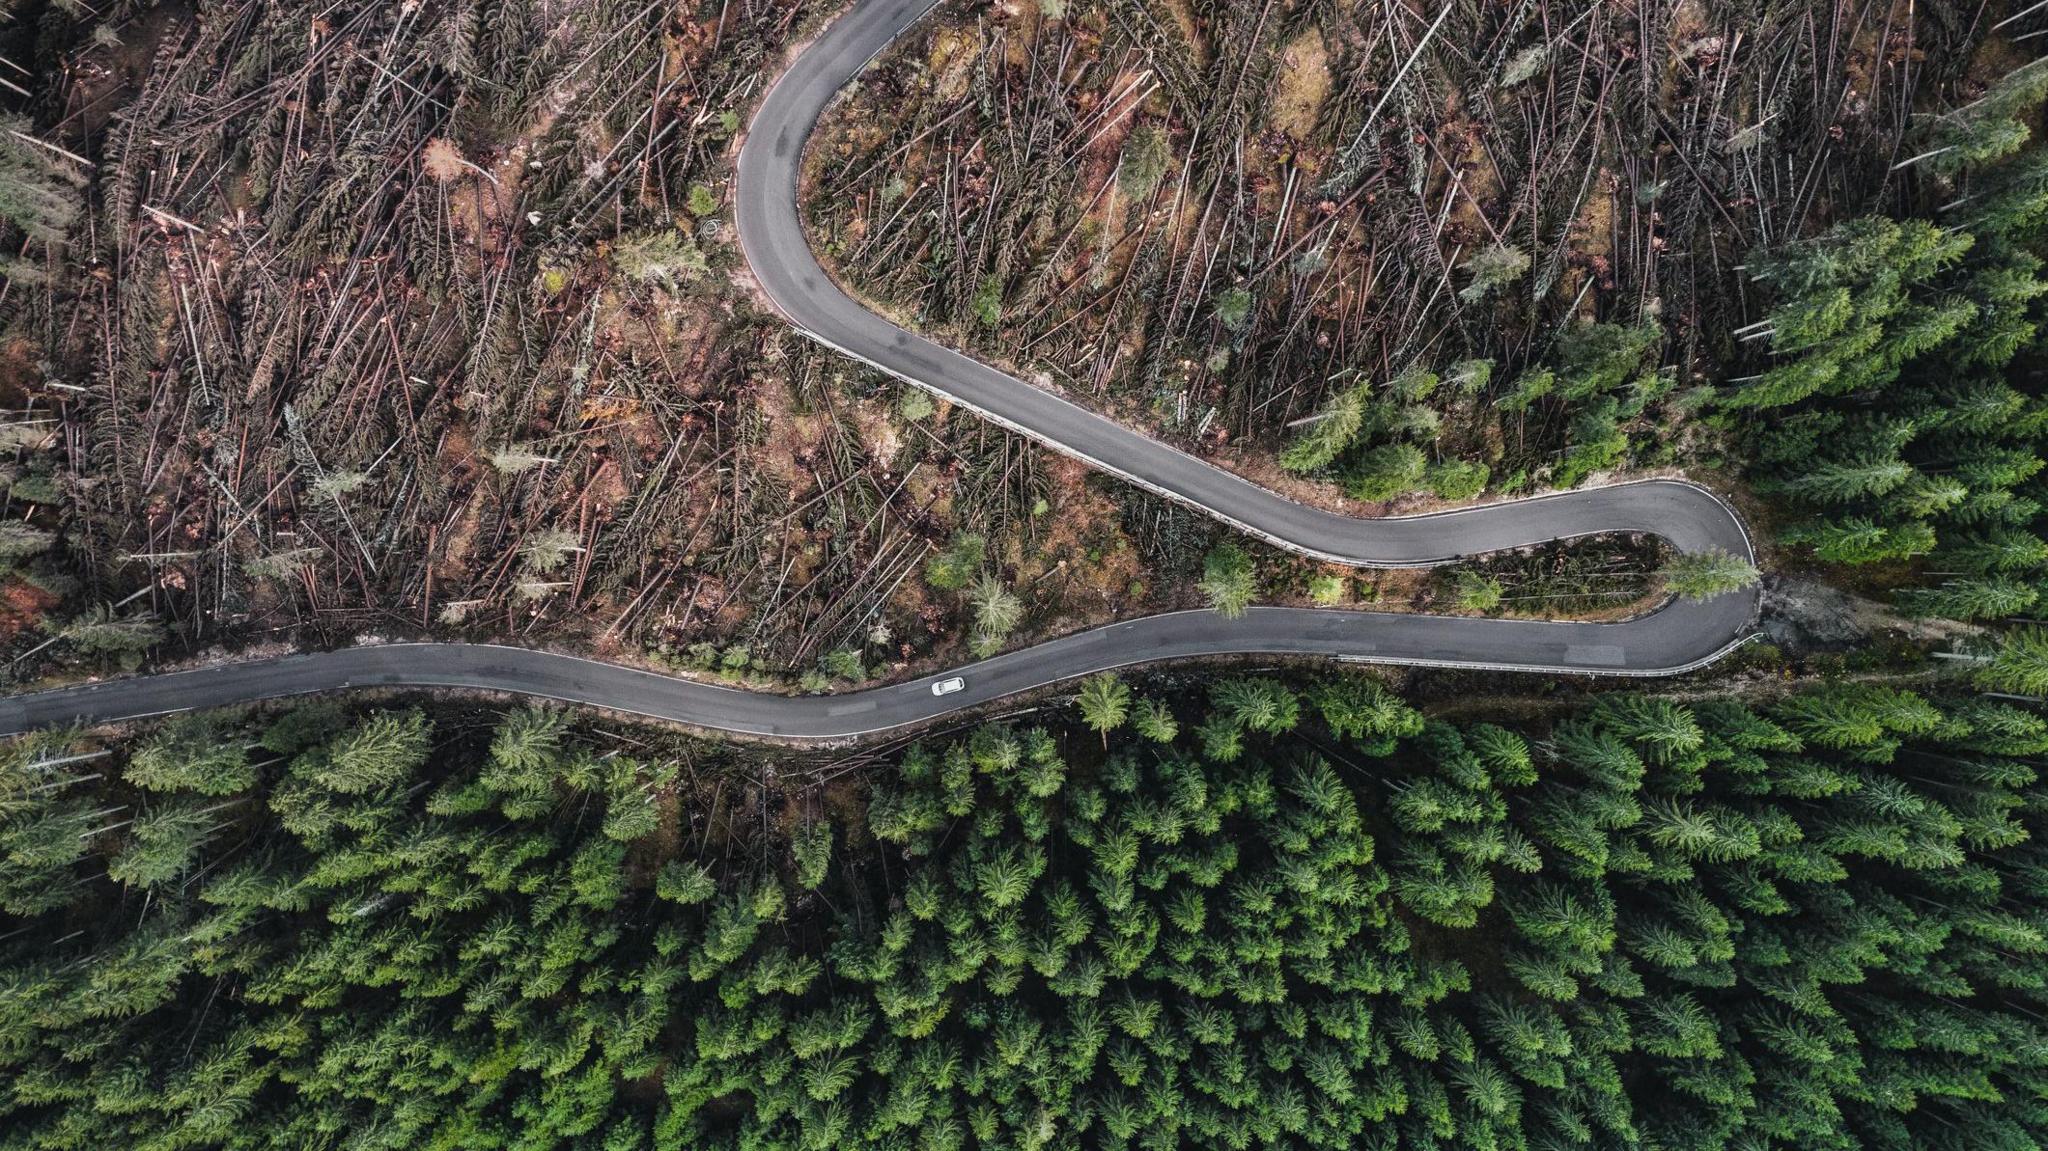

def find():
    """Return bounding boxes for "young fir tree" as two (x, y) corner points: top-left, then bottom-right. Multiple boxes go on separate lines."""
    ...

(1074, 672), (1132, 744)
(1659, 548), (1761, 601)
(1197, 542), (1258, 618)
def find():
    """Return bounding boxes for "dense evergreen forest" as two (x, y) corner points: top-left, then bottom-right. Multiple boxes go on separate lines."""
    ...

(4, 673), (2048, 1150)
(1730, 61), (2048, 634)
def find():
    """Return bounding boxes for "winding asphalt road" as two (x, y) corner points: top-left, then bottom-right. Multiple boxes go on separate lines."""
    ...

(0, 0), (1759, 741)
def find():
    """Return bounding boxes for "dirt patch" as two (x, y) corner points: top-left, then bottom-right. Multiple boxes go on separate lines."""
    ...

(1763, 574), (1978, 655)
(422, 138), (472, 183)
(0, 579), (57, 645)
(1269, 28), (1331, 141)
(927, 22), (984, 103)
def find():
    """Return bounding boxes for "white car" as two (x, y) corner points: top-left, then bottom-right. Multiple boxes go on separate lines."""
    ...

(931, 676), (967, 697)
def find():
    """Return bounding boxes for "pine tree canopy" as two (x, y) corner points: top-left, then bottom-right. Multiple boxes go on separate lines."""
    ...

(4, 673), (2048, 1150)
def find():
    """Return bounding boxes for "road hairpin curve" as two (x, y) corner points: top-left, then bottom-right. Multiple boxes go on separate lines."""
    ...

(0, 0), (1759, 740)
